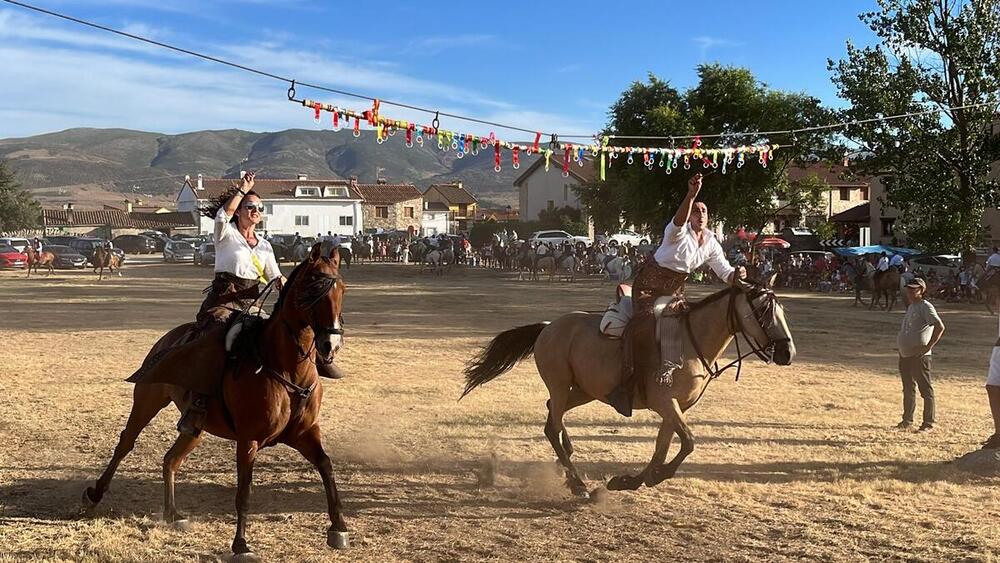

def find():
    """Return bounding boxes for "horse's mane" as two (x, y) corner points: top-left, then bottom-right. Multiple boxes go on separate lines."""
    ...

(686, 279), (768, 313)
(271, 256), (338, 316)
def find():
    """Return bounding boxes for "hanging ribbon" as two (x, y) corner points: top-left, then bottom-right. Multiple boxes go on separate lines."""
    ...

(562, 146), (571, 177)
(494, 141), (501, 172)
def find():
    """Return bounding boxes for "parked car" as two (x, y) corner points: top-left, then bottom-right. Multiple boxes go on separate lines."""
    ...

(910, 254), (961, 278)
(602, 230), (649, 246)
(164, 240), (196, 262)
(112, 234), (157, 254)
(0, 237), (30, 253)
(68, 237), (126, 265)
(139, 231), (168, 251)
(570, 235), (594, 246)
(528, 230), (575, 247)
(44, 235), (77, 246)
(46, 245), (88, 269)
(0, 244), (28, 269)
(194, 242), (216, 267)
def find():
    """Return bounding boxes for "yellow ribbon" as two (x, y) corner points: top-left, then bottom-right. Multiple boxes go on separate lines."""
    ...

(250, 253), (267, 284)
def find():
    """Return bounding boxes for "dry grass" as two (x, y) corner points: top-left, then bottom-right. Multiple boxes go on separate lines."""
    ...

(1, 260), (999, 562)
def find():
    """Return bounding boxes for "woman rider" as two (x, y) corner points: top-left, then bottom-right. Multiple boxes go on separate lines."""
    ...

(130, 172), (342, 436)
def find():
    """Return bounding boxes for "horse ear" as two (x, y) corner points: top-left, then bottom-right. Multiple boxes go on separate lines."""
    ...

(309, 242), (323, 261)
(331, 247), (341, 267)
(765, 272), (778, 289)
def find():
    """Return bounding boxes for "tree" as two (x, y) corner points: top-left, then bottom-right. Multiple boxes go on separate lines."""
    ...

(575, 66), (833, 236)
(0, 160), (40, 233)
(536, 205), (588, 235)
(829, 0), (1000, 251)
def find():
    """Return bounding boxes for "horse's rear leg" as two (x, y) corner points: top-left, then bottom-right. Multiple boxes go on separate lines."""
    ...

(287, 425), (349, 549)
(85, 384), (171, 507)
(544, 391), (588, 498)
(163, 432), (204, 523)
(559, 387), (594, 459)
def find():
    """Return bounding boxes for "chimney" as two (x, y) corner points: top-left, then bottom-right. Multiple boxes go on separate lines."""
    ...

(297, 173), (308, 181)
(64, 202), (74, 225)
(197, 173), (203, 190)
(377, 178), (387, 185)
(424, 201), (428, 210)
(349, 175), (358, 187)
(126, 201), (133, 213)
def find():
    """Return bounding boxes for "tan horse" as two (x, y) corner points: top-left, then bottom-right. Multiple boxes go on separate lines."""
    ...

(870, 268), (900, 311)
(462, 275), (795, 497)
(24, 246), (55, 278)
(93, 246), (123, 280)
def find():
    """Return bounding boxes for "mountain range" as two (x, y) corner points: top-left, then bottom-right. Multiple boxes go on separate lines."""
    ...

(0, 128), (525, 209)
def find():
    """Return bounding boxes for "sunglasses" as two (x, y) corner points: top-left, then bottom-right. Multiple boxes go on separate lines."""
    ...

(243, 203), (265, 212)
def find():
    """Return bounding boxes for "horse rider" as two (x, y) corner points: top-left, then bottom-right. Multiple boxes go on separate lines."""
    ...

(987, 247), (1000, 276)
(32, 236), (43, 257)
(607, 173), (745, 417)
(128, 172), (342, 436)
(890, 252), (904, 272)
(877, 252), (890, 273)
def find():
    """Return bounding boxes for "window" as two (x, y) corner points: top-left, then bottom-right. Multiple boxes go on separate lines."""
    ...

(294, 215), (309, 226)
(881, 218), (895, 236)
(376, 206), (389, 218)
(339, 216), (353, 226)
(458, 204), (468, 216)
(861, 186), (870, 200)
(404, 206), (414, 218)
(264, 204), (274, 214)
(325, 186), (348, 197)
(297, 186), (320, 197)
(839, 188), (851, 201)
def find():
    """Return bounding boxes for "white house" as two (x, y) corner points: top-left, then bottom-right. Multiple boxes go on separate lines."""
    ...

(177, 174), (364, 237)
(421, 201), (450, 236)
(513, 155), (595, 222)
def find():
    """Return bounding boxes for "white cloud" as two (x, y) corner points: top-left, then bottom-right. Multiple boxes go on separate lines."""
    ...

(0, 10), (599, 140)
(406, 34), (497, 55)
(692, 35), (743, 60)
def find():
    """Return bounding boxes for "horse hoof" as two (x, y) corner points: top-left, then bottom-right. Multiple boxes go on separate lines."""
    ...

(81, 487), (99, 511)
(230, 552), (261, 563)
(328, 530), (350, 549)
(606, 475), (641, 491)
(588, 486), (610, 505)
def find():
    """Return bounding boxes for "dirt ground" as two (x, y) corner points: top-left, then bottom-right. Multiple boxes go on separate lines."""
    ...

(1, 258), (999, 562)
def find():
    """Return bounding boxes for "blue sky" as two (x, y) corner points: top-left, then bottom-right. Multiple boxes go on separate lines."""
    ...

(0, 0), (877, 139)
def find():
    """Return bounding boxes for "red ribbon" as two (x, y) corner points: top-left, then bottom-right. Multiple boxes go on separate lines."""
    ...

(333, 111), (339, 129)
(494, 141), (501, 170)
(406, 124), (414, 145)
(512, 146), (520, 167)
(563, 146), (571, 174)
(313, 102), (322, 120)
(353, 117), (360, 135)
(533, 132), (541, 152)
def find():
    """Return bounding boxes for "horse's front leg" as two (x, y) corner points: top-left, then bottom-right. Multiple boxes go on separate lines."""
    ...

(646, 398), (694, 485)
(607, 416), (675, 491)
(231, 440), (259, 559)
(287, 425), (349, 549)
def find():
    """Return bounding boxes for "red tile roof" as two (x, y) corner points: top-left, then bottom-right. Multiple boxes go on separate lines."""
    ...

(353, 183), (422, 205)
(425, 183), (478, 205)
(42, 209), (196, 228)
(186, 178), (364, 200)
(787, 162), (869, 187)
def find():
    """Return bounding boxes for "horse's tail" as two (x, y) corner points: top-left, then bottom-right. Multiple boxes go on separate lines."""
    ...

(461, 322), (549, 399)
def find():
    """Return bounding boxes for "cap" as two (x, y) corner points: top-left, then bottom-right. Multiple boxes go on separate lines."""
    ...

(904, 277), (927, 291)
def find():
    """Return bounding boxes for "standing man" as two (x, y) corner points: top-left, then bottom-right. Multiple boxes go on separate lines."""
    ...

(896, 278), (945, 432)
(877, 251), (890, 272)
(889, 252), (904, 271)
(984, 307), (1000, 449)
(987, 247), (1000, 272)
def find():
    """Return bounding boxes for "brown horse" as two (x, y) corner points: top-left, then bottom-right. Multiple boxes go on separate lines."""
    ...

(93, 246), (123, 280)
(24, 246), (55, 278)
(82, 244), (350, 558)
(870, 268), (901, 311)
(982, 269), (1000, 314)
(462, 275), (795, 497)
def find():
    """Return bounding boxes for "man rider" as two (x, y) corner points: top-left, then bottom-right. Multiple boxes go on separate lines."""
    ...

(607, 173), (745, 417)
(877, 252), (890, 272)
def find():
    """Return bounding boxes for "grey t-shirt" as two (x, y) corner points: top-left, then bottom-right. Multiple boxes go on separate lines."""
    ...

(897, 300), (943, 358)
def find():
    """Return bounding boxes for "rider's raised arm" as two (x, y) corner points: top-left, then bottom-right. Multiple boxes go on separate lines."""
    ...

(215, 172), (255, 242)
(672, 173), (703, 227)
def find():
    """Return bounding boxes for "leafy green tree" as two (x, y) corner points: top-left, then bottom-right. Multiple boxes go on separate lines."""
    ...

(0, 160), (40, 232)
(537, 205), (588, 235)
(829, 0), (1000, 251)
(576, 66), (833, 236)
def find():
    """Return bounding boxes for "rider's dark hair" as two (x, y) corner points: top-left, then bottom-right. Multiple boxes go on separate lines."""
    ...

(200, 185), (261, 224)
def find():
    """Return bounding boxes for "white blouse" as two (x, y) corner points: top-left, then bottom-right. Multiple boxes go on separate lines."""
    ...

(652, 221), (734, 281)
(214, 207), (281, 282)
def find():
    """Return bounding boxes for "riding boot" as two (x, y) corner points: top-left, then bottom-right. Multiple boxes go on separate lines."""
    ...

(654, 316), (683, 386)
(177, 392), (209, 436)
(607, 327), (636, 417)
(316, 358), (346, 379)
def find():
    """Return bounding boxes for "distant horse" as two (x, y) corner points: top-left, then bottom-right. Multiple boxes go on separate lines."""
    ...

(82, 245), (350, 558)
(462, 276), (795, 496)
(93, 246), (123, 280)
(535, 252), (579, 283)
(352, 240), (371, 265)
(25, 246), (55, 278)
(981, 269), (1000, 314)
(870, 268), (900, 311)
(421, 247), (453, 274)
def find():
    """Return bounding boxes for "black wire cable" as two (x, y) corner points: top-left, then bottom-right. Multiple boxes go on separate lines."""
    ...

(0, 0), (595, 138)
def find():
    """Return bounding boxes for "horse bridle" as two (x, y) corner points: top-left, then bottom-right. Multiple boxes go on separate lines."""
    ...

(683, 284), (786, 385)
